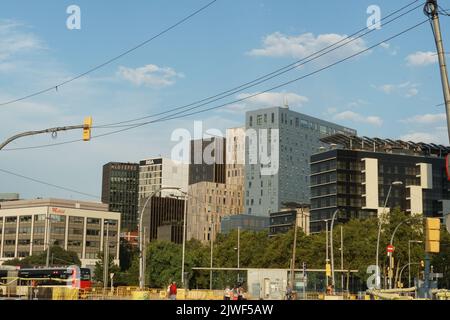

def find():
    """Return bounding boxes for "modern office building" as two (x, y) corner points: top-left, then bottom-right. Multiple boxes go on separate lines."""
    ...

(189, 137), (226, 185)
(245, 106), (356, 216)
(187, 181), (243, 242)
(310, 133), (450, 232)
(141, 196), (185, 244)
(269, 207), (310, 237)
(187, 128), (245, 242)
(220, 214), (269, 234)
(0, 194), (19, 202)
(138, 157), (189, 202)
(0, 198), (120, 268)
(102, 162), (139, 231)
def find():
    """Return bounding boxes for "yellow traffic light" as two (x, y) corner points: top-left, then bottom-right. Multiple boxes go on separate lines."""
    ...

(425, 218), (440, 253)
(83, 116), (92, 141)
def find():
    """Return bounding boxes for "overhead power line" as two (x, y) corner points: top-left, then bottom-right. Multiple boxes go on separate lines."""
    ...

(0, 0), (219, 107)
(0, 168), (100, 199)
(95, 0), (423, 129)
(2, 18), (429, 152)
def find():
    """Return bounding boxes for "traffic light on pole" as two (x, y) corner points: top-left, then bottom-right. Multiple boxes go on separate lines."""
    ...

(425, 218), (440, 253)
(83, 116), (92, 141)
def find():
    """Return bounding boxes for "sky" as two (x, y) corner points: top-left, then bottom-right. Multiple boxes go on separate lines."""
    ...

(0, 0), (449, 201)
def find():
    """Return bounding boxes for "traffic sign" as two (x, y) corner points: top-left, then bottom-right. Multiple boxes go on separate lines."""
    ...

(387, 244), (395, 253)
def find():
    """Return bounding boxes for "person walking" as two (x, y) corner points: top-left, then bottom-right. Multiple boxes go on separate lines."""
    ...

(169, 281), (177, 300)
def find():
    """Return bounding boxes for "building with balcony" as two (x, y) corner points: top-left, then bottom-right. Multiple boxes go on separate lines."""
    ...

(309, 134), (450, 232)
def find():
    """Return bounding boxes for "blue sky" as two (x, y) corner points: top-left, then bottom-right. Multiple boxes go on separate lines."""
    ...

(0, 0), (449, 200)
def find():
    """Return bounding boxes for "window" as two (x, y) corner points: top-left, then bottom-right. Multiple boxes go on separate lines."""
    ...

(4, 228), (16, 234)
(51, 215), (65, 223)
(19, 227), (31, 234)
(69, 216), (84, 224)
(51, 227), (65, 234)
(3, 252), (15, 258)
(249, 116), (253, 127)
(68, 240), (82, 247)
(257, 115), (263, 125)
(18, 239), (30, 246)
(86, 241), (100, 248)
(34, 215), (46, 222)
(34, 226), (45, 234)
(20, 216), (32, 223)
(33, 239), (45, 246)
(85, 252), (98, 259)
(4, 240), (15, 246)
(86, 229), (100, 236)
(5, 217), (17, 223)
(87, 218), (100, 225)
(70, 228), (83, 235)
(271, 113), (275, 123)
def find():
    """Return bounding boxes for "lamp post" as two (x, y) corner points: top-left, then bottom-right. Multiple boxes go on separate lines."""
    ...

(210, 221), (214, 290)
(290, 204), (308, 294)
(234, 227), (240, 283)
(323, 219), (332, 289)
(138, 186), (181, 290)
(409, 240), (423, 288)
(388, 216), (424, 289)
(329, 209), (341, 290)
(375, 181), (403, 289)
(103, 220), (110, 293)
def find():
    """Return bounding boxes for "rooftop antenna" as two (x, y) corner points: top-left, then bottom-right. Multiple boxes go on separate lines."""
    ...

(283, 96), (289, 109)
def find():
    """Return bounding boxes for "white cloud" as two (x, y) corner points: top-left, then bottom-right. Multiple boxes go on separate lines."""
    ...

(347, 99), (368, 108)
(0, 20), (43, 62)
(405, 51), (438, 67)
(400, 113), (446, 124)
(247, 32), (367, 62)
(380, 42), (397, 56)
(117, 64), (184, 88)
(333, 111), (383, 126)
(373, 82), (419, 98)
(223, 91), (308, 114)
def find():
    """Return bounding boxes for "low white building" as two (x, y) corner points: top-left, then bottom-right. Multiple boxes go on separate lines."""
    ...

(0, 198), (120, 268)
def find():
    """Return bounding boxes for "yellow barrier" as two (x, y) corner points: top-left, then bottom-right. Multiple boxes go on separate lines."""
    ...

(131, 291), (150, 300)
(53, 287), (79, 300)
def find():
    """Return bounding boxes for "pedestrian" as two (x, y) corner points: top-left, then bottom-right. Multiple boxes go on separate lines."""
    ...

(232, 286), (239, 300)
(224, 286), (231, 300)
(237, 286), (245, 300)
(169, 281), (177, 300)
(286, 285), (293, 300)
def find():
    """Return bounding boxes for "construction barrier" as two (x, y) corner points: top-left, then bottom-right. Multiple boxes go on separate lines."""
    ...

(53, 287), (79, 300)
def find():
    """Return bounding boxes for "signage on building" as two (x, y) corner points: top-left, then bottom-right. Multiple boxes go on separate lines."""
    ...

(51, 207), (65, 214)
(140, 158), (162, 166)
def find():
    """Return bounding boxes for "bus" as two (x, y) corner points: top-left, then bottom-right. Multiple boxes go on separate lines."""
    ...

(1, 266), (92, 289)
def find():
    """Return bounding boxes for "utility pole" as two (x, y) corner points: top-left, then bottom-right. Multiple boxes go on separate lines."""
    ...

(181, 195), (188, 288)
(210, 221), (214, 290)
(340, 226), (344, 294)
(424, 0), (450, 142)
(325, 220), (330, 289)
(237, 227), (240, 284)
(103, 221), (110, 293)
(45, 208), (51, 267)
(290, 209), (300, 292)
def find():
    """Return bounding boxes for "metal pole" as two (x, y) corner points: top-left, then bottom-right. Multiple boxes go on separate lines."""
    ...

(330, 209), (340, 289)
(237, 227), (240, 283)
(376, 184), (392, 289)
(425, 0), (450, 143)
(325, 220), (329, 288)
(103, 221), (109, 291)
(181, 195), (187, 288)
(210, 222), (213, 290)
(340, 226), (344, 293)
(290, 209), (300, 291)
(45, 209), (51, 267)
(408, 241), (411, 288)
(424, 253), (431, 299)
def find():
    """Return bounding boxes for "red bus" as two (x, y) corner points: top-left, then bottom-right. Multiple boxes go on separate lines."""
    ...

(17, 267), (92, 289)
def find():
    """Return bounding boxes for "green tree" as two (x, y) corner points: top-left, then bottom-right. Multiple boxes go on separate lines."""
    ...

(3, 245), (81, 268)
(93, 252), (121, 285)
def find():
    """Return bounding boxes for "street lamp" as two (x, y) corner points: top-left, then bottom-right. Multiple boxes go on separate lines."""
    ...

(234, 227), (240, 283)
(138, 186), (181, 290)
(375, 180), (403, 289)
(409, 240), (423, 288)
(290, 204), (309, 294)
